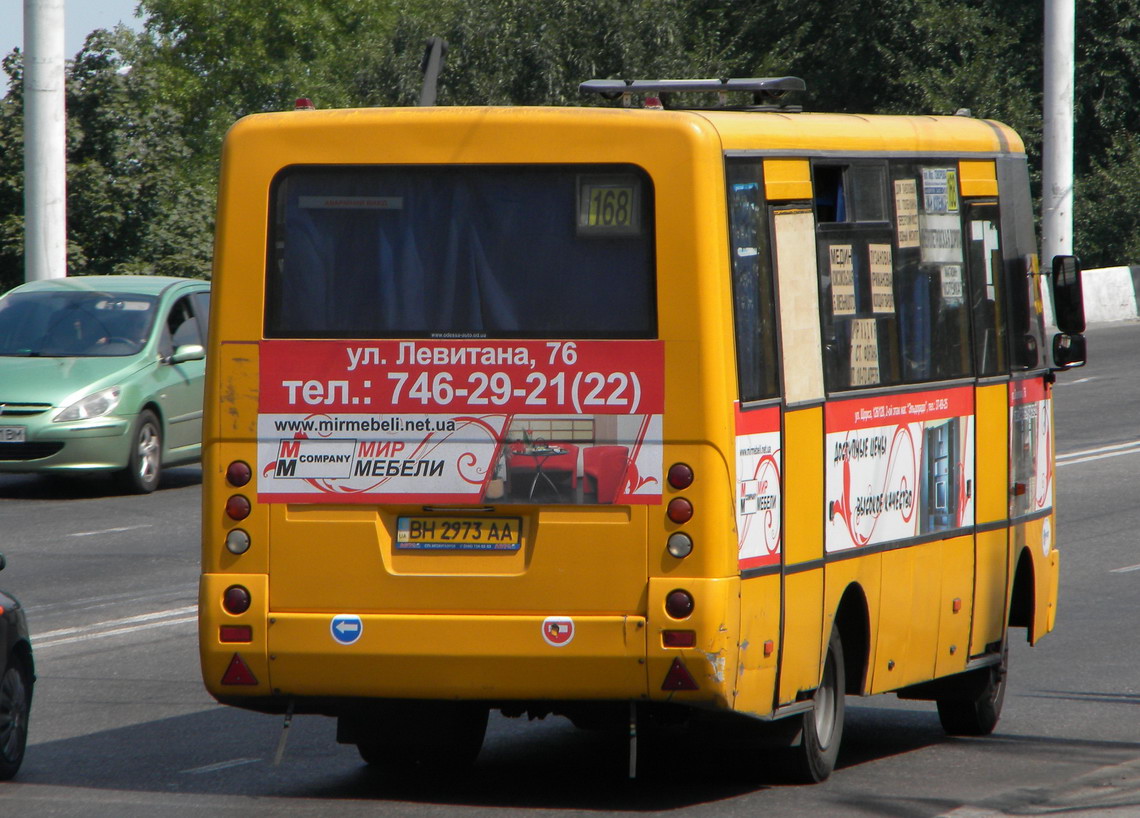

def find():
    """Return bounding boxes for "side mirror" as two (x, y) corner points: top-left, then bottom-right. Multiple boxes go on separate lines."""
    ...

(168, 343), (205, 365)
(1052, 332), (1087, 370)
(1052, 255), (1086, 334)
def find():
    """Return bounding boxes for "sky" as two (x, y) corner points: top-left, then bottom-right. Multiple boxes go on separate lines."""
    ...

(1, 0), (144, 60)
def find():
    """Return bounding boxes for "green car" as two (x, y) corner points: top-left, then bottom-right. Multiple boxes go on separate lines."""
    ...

(0, 276), (210, 493)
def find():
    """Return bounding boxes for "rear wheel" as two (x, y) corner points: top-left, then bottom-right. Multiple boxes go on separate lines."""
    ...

(117, 410), (162, 494)
(355, 701), (489, 772)
(0, 653), (31, 780)
(785, 625), (845, 783)
(936, 643), (1007, 736)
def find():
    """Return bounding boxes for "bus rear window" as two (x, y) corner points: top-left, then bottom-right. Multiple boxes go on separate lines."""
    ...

(265, 165), (656, 339)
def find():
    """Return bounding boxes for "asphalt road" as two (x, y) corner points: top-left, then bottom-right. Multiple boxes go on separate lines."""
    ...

(0, 321), (1137, 816)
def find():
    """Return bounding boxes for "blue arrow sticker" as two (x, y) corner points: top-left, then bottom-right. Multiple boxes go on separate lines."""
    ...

(330, 614), (363, 645)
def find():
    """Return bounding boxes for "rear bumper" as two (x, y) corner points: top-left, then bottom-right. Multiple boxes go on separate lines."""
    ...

(200, 573), (738, 710)
(200, 572), (649, 701)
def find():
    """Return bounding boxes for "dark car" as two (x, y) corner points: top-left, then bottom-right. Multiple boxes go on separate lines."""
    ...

(0, 554), (32, 779)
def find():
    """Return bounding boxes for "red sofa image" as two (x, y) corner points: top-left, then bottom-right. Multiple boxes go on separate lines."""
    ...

(583, 445), (630, 504)
(506, 441), (579, 497)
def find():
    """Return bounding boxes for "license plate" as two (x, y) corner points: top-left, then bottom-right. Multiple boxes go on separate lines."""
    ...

(0, 426), (26, 443)
(396, 516), (522, 551)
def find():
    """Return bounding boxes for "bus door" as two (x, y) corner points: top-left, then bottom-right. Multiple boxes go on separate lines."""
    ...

(962, 198), (1010, 658)
(771, 198), (827, 707)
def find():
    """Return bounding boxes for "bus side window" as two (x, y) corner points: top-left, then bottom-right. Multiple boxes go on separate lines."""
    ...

(964, 205), (1007, 376)
(726, 159), (779, 401)
(814, 160), (900, 391)
(891, 163), (973, 384)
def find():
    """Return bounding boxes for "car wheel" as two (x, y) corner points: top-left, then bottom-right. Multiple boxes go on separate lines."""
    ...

(117, 410), (162, 494)
(936, 641), (1007, 736)
(784, 625), (845, 783)
(0, 653), (31, 780)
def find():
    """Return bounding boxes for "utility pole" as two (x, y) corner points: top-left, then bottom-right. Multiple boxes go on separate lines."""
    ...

(23, 0), (67, 281)
(1041, 0), (1075, 322)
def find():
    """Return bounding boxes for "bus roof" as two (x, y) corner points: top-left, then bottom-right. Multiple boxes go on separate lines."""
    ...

(226, 104), (1024, 168)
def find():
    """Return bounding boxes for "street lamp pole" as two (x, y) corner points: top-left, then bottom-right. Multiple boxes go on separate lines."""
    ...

(23, 0), (67, 281)
(1041, 0), (1075, 322)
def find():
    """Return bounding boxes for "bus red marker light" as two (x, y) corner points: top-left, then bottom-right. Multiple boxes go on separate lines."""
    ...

(662, 630), (696, 648)
(225, 495), (251, 521)
(226, 460), (252, 487)
(221, 653), (258, 685)
(665, 589), (694, 619)
(223, 585), (251, 615)
(294, 98), (316, 110)
(661, 657), (699, 690)
(220, 625), (252, 643)
(667, 463), (694, 490)
(667, 497), (693, 524)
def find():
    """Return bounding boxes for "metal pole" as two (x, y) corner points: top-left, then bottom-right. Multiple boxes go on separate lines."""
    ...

(23, 0), (68, 281)
(1041, 0), (1075, 323)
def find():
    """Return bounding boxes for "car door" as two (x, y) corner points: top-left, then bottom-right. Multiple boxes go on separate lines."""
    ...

(153, 291), (208, 455)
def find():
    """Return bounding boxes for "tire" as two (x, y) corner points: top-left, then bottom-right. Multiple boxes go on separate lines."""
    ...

(785, 626), (846, 783)
(0, 654), (31, 781)
(117, 410), (162, 494)
(356, 701), (489, 772)
(936, 642), (1007, 736)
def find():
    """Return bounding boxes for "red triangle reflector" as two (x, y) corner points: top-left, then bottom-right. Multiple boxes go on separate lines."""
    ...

(661, 657), (699, 691)
(221, 653), (259, 686)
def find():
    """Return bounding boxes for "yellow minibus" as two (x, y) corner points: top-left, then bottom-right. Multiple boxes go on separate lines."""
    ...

(199, 77), (1086, 782)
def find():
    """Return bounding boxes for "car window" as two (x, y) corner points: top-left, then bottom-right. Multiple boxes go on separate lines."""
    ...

(160, 296), (203, 357)
(191, 291), (211, 338)
(0, 291), (157, 357)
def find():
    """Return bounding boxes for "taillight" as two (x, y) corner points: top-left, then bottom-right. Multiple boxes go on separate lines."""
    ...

(226, 460), (252, 487)
(225, 495), (251, 521)
(222, 585), (251, 615)
(666, 497), (693, 524)
(665, 589), (694, 619)
(662, 630), (696, 648)
(220, 625), (252, 643)
(667, 462), (694, 490)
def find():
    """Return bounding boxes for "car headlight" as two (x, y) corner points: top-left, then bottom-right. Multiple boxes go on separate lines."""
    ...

(54, 386), (123, 422)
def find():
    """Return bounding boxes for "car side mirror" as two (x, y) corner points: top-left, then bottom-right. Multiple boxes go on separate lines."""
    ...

(1052, 255), (1086, 334)
(168, 343), (205, 365)
(1052, 332), (1087, 370)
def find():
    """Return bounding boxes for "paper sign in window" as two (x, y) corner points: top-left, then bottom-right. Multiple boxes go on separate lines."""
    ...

(829, 244), (856, 316)
(869, 244), (895, 314)
(921, 168), (959, 214)
(849, 318), (880, 386)
(893, 180), (920, 248)
(919, 213), (964, 264)
(941, 264), (964, 304)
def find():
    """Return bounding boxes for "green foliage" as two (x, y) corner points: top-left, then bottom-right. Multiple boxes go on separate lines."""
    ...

(3, 0), (1140, 283)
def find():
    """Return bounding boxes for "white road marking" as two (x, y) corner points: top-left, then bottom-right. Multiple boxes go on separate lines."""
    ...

(1057, 439), (1140, 466)
(33, 605), (198, 649)
(1111, 564), (1140, 574)
(68, 524), (153, 537)
(180, 758), (261, 775)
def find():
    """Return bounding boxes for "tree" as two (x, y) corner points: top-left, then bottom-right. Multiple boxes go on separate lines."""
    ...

(0, 27), (214, 290)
